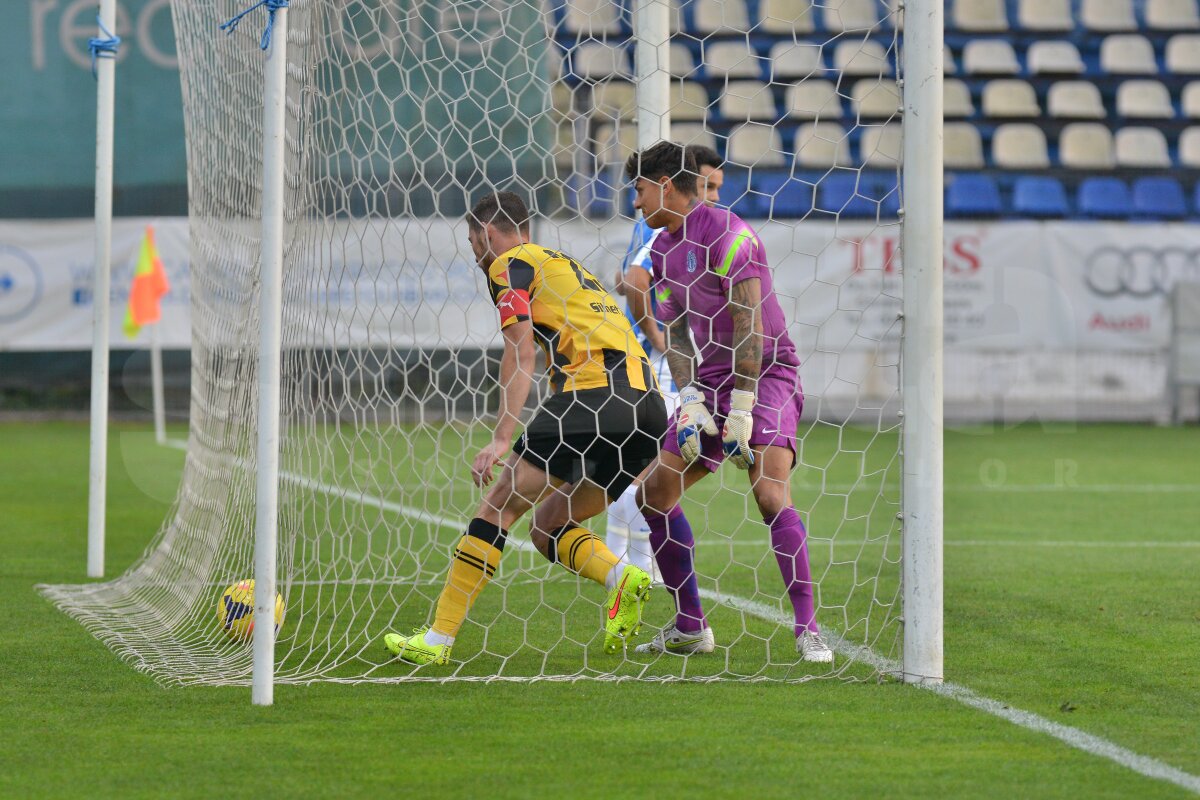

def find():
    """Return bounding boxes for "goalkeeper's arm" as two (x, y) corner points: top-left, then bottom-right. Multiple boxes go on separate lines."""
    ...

(723, 277), (763, 469)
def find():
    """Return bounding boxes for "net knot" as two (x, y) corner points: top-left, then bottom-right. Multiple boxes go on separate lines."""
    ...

(87, 16), (121, 79)
(220, 0), (289, 51)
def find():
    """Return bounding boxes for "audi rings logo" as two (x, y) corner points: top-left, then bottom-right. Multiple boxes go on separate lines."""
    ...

(0, 244), (43, 323)
(1083, 246), (1200, 299)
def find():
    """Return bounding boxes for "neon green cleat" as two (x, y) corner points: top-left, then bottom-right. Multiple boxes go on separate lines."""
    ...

(383, 627), (452, 666)
(604, 565), (652, 654)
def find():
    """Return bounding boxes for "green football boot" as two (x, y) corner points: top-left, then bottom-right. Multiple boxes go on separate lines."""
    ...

(383, 627), (452, 666)
(603, 565), (652, 654)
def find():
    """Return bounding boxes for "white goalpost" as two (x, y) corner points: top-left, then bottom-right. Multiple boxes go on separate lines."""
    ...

(44, 0), (941, 702)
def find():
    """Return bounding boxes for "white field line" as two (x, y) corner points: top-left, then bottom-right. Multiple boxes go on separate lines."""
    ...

(159, 436), (1200, 793)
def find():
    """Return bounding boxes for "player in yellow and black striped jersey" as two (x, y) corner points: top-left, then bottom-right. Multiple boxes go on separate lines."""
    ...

(381, 191), (667, 667)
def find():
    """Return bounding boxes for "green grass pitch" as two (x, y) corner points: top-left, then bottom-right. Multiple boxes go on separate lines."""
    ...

(2, 421), (1198, 797)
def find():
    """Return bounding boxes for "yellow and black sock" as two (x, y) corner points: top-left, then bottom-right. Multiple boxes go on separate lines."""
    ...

(432, 519), (504, 639)
(550, 526), (621, 587)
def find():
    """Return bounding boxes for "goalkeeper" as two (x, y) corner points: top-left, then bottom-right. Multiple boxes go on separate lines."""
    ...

(383, 191), (667, 665)
(626, 142), (833, 664)
(606, 145), (723, 582)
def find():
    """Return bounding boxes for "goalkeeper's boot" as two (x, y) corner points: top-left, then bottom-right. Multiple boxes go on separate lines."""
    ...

(383, 627), (452, 666)
(603, 565), (652, 654)
(797, 630), (834, 664)
(634, 623), (716, 655)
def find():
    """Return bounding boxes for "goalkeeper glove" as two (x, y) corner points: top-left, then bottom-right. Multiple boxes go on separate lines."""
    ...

(722, 389), (756, 469)
(676, 385), (718, 464)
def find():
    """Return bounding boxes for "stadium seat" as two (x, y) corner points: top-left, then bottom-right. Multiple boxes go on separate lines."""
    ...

(727, 123), (788, 167)
(561, 0), (624, 36)
(757, 172), (816, 217)
(1178, 126), (1200, 165)
(860, 123), (902, 167)
(1183, 82), (1200, 117)
(962, 40), (1021, 75)
(1100, 35), (1158, 74)
(982, 80), (1041, 117)
(944, 122), (986, 168)
(1080, 0), (1138, 31)
(833, 40), (894, 76)
(1047, 81), (1107, 118)
(592, 81), (635, 120)
(720, 81), (777, 122)
(824, 0), (883, 32)
(1077, 177), (1133, 218)
(1060, 123), (1116, 168)
(1018, 0), (1073, 30)
(551, 83), (577, 122)
(1116, 81), (1175, 118)
(670, 43), (697, 77)
(694, 0), (752, 33)
(953, 0), (1009, 30)
(670, 81), (711, 121)
(785, 80), (844, 119)
(594, 122), (637, 166)
(944, 45), (958, 74)
(816, 171), (901, 218)
(1166, 35), (1200, 72)
(1146, 0), (1200, 29)
(553, 123), (577, 170)
(851, 80), (901, 119)
(992, 123), (1052, 168)
(793, 122), (851, 168)
(703, 42), (764, 79)
(570, 43), (631, 80)
(946, 174), (1003, 217)
(1131, 177), (1189, 218)
(715, 170), (761, 216)
(944, 79), (976, 117)
(671, 123), (718, 151)
(759, 0), (817, 33)
(1115, 127), (1172, 166)
(769, 42), (825, 79)
(1027, 41), (1086, 74)
(1012, 175), (1071, 217)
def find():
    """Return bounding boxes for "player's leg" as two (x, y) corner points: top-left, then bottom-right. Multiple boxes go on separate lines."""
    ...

(604, 362), (679, 581)
(384, 453), (559, 665)
(635, 450), (714, 652)
(748, 444), (833, 664)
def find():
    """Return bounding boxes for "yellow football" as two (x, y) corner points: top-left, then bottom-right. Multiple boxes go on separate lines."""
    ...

(217, 579), (284, 640)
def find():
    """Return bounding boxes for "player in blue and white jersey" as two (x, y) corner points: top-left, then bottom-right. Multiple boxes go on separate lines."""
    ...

(605, 145), (723, 581)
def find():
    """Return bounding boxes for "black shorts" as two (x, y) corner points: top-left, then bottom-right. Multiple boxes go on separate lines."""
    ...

(512, 384), (668, 501)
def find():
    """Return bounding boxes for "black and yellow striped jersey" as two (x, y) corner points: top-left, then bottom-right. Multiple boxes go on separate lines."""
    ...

(486, 243), (652, 393)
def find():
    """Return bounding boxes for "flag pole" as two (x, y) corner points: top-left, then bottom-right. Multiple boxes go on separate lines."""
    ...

(151, 321), (166, 445)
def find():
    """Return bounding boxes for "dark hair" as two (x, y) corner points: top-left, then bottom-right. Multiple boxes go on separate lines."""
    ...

(686, 144), (722, 171)
(624, 141), (698, 196)
(468, 191), (530, 233)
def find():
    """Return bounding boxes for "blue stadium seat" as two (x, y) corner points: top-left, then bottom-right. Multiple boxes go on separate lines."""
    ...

(718, 170), (762, 217)
(1077, 177), (1133, 219)
(755, 172), (814, 218)
(1131, 177), (1188, 219)
(816, 172), (900, 218)
(946, 174), (1003, 217)
(1012, 176), (1070, 218)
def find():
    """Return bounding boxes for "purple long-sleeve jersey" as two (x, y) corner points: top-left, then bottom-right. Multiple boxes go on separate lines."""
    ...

(650, 203), (801, 390)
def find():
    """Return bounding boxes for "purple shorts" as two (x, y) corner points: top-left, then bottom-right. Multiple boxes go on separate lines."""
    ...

(662, 367), (804, 473)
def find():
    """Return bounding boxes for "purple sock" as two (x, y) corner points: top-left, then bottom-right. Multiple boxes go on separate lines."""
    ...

(646, 505), (707, 633)
(767, 507), (819, 636)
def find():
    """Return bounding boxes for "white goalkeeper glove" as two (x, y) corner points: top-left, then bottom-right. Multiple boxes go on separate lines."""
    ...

(676, 385), (718, 464)
(722, 389), (756, 469)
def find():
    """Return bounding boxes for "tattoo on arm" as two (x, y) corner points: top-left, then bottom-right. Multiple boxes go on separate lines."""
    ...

(664, 316), (696, 388)
(729, 278), (763, 394)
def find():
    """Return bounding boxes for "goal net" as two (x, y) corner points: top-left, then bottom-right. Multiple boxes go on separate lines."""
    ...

(40, 0), (905, 685)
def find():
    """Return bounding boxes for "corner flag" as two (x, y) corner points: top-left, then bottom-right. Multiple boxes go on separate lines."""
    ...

(123, 226), (170, 339)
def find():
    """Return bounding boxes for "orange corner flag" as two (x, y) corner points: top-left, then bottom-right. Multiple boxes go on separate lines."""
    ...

(123, 225), (170, 339)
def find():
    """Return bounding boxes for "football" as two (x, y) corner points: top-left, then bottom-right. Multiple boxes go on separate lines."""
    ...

(217, 580), (285, 640)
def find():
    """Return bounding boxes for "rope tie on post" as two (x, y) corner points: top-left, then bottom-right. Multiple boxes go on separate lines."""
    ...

(87, 16), (121, 79)
(221, 0), (290, 51)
